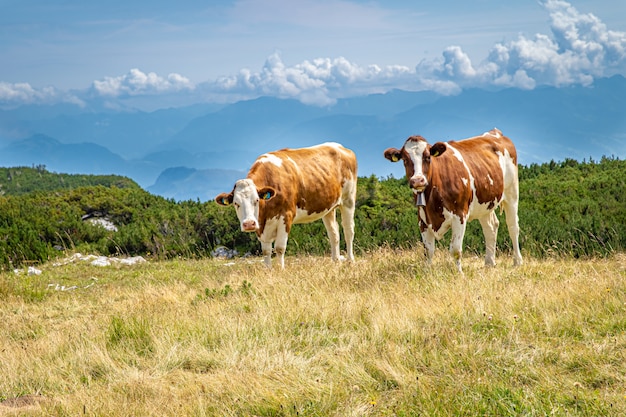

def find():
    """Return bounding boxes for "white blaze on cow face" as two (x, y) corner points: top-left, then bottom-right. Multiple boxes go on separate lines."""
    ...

(403, 139), (430, 193)
(232, 179), (262, 232)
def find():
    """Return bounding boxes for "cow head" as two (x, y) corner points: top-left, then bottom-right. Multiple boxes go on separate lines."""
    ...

(384, 136), (448, 202)
(215, 179), (276, 232)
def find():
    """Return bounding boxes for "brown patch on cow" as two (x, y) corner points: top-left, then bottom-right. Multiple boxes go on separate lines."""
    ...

(246, 144), (356, 235)
(391, 130), (517, 234)
(448, 135), (516, 205)
(427, 150), (473, 228)
(385, 128), (522, 271)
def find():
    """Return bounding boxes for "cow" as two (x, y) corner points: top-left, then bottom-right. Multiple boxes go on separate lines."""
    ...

(215, 142), (357, 268)
(383, 128), (522, 273)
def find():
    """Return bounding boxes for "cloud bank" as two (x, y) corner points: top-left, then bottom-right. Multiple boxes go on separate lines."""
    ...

(91, 69), (194, 97)
(208, 55), (416, 106)
(203, 0), (626, 103)
(433, 0), (626, 90)
(1, 0), (625, 108)
(0, 82), (83, 107)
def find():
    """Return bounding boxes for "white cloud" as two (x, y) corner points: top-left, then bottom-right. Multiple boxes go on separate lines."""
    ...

(414, 0), (626, 91)
(206, 1), (626, 105)
(91, 68), (194, 97)
(0, 82), (51, 102)
(546, 0), (625, 61)
(0, 82), (83, 108)
(209, 51), (417, 105)
(2, 0), (625, 109)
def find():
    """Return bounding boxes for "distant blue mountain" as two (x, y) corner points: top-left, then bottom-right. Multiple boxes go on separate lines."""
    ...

(160, 96), (331, 155)
(147, 166), (245, 201)
(0, 75), (624, 201)
(1, 103), (224, 158)
(0, 134), (126, 173)
(0, 134), (166, 185)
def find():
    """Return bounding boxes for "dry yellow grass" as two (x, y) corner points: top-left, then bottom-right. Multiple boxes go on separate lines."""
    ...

(1, 248), (625, 416)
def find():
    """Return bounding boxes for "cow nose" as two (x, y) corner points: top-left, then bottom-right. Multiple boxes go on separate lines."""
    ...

(409, 176), (427, 190)
(242, 220), (257, 232)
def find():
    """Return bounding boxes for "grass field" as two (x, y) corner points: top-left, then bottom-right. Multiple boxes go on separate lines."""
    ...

(1, 248), (625, 416)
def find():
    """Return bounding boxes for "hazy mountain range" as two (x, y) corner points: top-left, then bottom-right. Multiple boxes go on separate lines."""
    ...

(0, 75), (624, 201)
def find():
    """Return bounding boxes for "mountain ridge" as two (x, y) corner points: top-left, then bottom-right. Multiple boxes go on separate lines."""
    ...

(0, 75), (624, 201)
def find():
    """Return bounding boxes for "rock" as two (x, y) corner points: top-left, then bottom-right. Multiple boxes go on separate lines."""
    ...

(212, 246), (238, 259)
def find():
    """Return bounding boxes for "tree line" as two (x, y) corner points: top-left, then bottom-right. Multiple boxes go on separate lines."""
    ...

(0, 157), (624, 270)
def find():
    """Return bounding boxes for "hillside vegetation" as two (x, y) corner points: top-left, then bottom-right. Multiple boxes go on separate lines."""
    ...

(0, 165), (139, 196)
(1, 250), (625, 415)
(0, 156), (624, 270)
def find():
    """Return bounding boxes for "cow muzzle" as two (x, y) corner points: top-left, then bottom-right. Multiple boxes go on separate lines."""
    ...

(241, 219), (258, 232)
(409, 175), (427, 192)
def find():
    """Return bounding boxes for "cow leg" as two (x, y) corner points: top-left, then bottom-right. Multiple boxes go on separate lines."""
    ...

(340, 204), (355, 261)
(502, 200), (523, 266)
(421, 228), (436, 265)
(322, 209), (341, 261)
(275, 246), (286, 269)
(449, 217), (467, 273)
(274, 223), (290, 269)
(260, 240), (273, 268)
(479, 211), (500, 267)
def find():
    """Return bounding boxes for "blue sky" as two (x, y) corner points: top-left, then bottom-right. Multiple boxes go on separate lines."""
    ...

(1, 0), (625, 109)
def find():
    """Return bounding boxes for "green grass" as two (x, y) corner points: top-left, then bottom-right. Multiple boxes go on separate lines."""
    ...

(1, 249), (625, 416)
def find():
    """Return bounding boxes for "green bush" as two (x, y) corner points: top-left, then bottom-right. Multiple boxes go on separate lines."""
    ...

(0, 157), (624, 270)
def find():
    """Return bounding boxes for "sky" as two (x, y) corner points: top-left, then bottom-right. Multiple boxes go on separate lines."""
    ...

(1, 0), (626, 109)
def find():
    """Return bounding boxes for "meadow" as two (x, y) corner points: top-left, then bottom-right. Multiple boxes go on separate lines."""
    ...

(1, 248), (625, 416)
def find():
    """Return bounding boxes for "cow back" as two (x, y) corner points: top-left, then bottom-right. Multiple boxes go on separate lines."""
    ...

(448, 133), (517, 209)
(247, 143), (357, 224)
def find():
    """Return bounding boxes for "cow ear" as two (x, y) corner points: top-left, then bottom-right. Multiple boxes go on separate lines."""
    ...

(258, 186), (276, 201)
(384, 148), (402, 162)
(215, 192), (233, 206)
(430, 142), (448, 158)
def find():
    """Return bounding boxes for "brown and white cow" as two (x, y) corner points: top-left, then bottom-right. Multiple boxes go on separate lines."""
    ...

(384, 128), (522, 272)
(215, 142), (357, 268)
